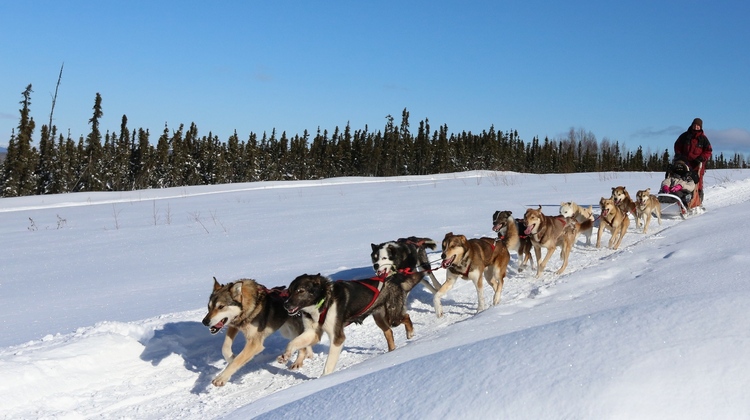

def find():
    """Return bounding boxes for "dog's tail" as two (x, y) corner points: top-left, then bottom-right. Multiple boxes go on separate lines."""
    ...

(419, 238), (437, 250)
(400, 236), (437, 250)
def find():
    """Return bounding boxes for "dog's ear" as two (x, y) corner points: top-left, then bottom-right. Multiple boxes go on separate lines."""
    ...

(561, 201), (566, 206)
(645, 188), (651, 194)
(212, 277), (222, 291)
(371, 243), (378, 252)
(231, 282), (244, 301)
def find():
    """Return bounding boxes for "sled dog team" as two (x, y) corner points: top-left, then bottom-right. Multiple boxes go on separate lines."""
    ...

(202, 185), (663, 385)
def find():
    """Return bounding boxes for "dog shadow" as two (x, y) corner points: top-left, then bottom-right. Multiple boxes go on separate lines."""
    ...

(139, 321), (312, 394)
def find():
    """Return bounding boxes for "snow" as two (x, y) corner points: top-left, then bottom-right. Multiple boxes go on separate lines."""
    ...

(2, 169), (750, 419)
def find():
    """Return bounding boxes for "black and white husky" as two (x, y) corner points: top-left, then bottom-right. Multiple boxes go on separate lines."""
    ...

(278, 271), (425, 376)
(370, 236), (442, 293)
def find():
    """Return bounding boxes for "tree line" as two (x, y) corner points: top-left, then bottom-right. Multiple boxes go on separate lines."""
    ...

(2, 85), (747, 198)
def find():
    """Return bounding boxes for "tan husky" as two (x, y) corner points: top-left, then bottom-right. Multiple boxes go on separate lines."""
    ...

(611, 186), (638, 227)
(635, 188), (662, 234)
(597, 197), (630, 249)
(435, 232), (510, 318)
(559, 201), (595, 246)
(523, 206), (592, 278)
(202, 278), (310, 386)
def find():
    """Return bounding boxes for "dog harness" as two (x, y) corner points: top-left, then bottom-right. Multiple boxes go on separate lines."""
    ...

(316, 275), (388, 325)
(263, 286), (290, 303)
(447, 241), (498, 277)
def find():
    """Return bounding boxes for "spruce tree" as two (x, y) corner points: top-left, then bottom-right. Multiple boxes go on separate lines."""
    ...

(78, 93), (104, 191)
(36, 124), (58, 194)
(132, 128), (152, 190)
(2, 85), (38, 196)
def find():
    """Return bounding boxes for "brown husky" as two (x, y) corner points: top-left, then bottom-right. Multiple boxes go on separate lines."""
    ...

(523, 206), (592, 278)
(492, 210), (534, 272)
(635, 188), (662, 234)
(597, 197), (630, 249)
(434, 232), (510, 318)
(611, 186), (638, 227)
(202, 278), (310, 386)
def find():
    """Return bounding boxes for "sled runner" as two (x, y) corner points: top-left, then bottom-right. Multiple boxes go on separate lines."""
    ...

(657, 160), (705, 219)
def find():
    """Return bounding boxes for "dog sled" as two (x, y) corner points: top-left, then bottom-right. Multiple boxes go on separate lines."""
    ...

(657, 160), (705, 219)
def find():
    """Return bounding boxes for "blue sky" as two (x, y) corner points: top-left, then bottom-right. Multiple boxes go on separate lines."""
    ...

(2, 1), (749, 157)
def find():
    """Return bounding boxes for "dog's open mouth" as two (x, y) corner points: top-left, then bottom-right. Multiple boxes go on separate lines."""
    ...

(376, 267), (393, 277)
(524, 224), (536, 235)
(492, 222), (505, 232)
(209, 317), (228, 334)
(441, 255), (455, 268)
(286, 306), (301, 316)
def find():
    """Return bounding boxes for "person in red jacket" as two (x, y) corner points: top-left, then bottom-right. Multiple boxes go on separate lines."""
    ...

(674, 118), (712, 174)
(674, 117), (712, 203)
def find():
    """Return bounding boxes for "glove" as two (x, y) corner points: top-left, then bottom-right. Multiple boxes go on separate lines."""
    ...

(696, 156), (705, 163)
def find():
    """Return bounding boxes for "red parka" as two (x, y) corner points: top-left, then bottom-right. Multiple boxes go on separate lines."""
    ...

(674, 127), (712, 176)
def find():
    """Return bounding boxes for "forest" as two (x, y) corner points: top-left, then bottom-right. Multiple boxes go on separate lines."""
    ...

(2, 85), (747, 198)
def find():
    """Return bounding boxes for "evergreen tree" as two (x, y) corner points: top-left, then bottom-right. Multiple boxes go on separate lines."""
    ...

(244, 132), (260, 182)
(431, 124), (450, 174)
(36, 124), (57, 194)
(153, 124), (171, 187)
(2, 84), (38, 196)
(112, 115), (131, 190)
(132, 128), (152, 190)
(78, 93), (104, 191)
(55, 131), (77, 193)
(226, 130), (244, 182)
(413, 119), (431, 175)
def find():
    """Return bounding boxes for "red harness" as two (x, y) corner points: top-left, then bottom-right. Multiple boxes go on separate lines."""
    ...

(263, 286), (290, 302)
(318, 275), (388, 324)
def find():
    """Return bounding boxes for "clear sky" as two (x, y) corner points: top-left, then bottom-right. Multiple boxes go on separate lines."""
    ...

(2, 1), (749, 158)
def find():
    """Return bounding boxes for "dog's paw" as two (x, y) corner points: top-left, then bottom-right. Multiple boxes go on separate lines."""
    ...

(212, 375), (228, 387)
(290, 358), (304, 370)
(277, 353), (290, 365)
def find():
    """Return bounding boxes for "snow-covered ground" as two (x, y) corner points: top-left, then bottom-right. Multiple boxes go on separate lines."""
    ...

(2, 169), (750, 419)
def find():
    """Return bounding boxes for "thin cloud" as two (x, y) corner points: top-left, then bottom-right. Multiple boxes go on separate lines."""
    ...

(383, 84), (409, 92)
(707, 128), (750, 155)
(253, 65), (273, 82)
(253, 71), (273, 82)
(632, 125), (683, 138)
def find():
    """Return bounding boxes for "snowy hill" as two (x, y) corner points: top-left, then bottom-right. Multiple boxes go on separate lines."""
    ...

(2, 170), (750, 419)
